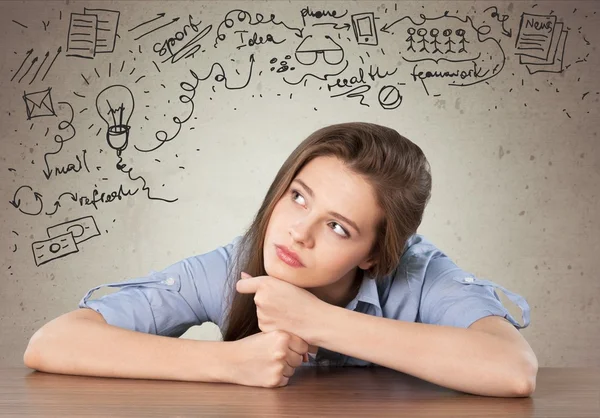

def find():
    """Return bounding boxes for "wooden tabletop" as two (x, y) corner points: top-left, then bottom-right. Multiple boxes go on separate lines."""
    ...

(1, 367), (598, 417)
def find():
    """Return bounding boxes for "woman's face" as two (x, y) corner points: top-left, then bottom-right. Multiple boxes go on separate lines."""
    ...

(263, 155), (383, 302)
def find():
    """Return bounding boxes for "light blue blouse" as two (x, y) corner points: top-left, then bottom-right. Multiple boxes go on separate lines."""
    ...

(79, 234), (530, 367)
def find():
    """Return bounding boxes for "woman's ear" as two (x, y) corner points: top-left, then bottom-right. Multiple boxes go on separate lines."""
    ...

(358, 256), (375, 270)
(359, 239), (379, 270)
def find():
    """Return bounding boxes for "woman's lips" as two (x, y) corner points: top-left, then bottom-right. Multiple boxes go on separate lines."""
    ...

(275, 245), (305, 268)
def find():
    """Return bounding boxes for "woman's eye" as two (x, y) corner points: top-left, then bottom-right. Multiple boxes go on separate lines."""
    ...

(291, 189), (305, 205)
(330, 222), (349, 238)
(291, 189), (349, 238)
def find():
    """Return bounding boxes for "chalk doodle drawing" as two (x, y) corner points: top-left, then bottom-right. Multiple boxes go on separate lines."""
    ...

(23, 88), (56, 120)
(32, 216), (101, 266)
(514, 12), (569, 74)
(66, 8), (120, 59)
(10, 47), (62, 84)
(351, 12), (378, 46)
(96, 85), (135, 157)
(3, 2), (593, 266)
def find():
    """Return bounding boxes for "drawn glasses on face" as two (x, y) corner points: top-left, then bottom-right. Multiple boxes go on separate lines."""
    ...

(295, 35), (344, 66)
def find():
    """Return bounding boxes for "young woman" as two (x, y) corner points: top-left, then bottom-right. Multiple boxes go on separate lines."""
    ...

(24, 122), (537, 396)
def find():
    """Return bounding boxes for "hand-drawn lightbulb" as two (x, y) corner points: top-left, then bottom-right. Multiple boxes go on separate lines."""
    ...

(96, 84), (135, 157)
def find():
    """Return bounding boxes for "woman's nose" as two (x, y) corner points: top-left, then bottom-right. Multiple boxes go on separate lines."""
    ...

(289, 219), (313, 247)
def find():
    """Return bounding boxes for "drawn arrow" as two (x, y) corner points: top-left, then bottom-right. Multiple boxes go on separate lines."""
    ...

(9, 186), (43, 215)
(134, 17), (180, 41)
(313, 22), (351, 31)
(29, 51), (49, 85)
(224, 53), (256, 90)
(11, 48), (33, 81)
(380, 18), (404, 34)
(129, 13), (166, 31)
(42, 46), (61, 81)
(45, 200), (60, 216)
(42, 165), (52, 180)
(18, 56), (38, 83)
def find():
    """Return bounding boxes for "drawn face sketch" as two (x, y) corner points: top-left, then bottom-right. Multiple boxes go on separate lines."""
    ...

(263, 155), (383, 306)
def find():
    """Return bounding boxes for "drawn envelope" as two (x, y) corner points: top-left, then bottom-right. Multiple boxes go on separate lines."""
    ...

(23, 87), (56, 120)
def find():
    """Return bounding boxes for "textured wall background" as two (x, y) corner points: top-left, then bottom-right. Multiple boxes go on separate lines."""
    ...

(1, 0), (598, 367)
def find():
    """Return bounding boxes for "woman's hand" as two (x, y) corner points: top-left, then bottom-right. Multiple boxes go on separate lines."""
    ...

(227, 330), (309, 388)
(236, 272), (325, 345)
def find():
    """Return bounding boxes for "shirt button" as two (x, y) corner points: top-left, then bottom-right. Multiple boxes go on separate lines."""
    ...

(464, 277), (474, 283)
(163, 277), (175, 285)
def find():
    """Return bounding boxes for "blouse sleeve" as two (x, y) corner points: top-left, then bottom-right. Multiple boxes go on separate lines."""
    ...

(78, 236), (241, 337)
(418, 252), (531, 329)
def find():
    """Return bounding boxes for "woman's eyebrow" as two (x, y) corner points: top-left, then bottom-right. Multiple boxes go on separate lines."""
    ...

(292, 178), (361, 235)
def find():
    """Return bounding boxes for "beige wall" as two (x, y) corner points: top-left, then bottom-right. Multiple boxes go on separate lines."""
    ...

(1, 0), (598, 367)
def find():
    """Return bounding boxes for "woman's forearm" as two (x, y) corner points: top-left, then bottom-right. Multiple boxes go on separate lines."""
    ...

(311, 304), (536, 397)
(24, 310), (236, 383)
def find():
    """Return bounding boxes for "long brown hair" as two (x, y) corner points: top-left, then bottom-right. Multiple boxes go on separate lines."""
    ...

(222, 122), (432, 341)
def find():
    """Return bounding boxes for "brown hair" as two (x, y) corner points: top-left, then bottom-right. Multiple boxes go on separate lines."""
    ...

(222, 122), (432, 341)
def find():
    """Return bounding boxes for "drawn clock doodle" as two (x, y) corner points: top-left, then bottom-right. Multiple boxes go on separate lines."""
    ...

(31, 216), (101, 266)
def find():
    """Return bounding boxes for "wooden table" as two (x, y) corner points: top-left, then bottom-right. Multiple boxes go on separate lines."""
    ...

(1, 367), (598, 417)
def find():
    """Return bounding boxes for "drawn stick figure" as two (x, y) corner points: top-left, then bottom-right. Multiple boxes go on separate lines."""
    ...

(443, 29), (455, 54)
(406, 27), (416, 52)
(456, 29), (469, 53)
(417, 28), (429, 53)
(430, 28), (441, 53)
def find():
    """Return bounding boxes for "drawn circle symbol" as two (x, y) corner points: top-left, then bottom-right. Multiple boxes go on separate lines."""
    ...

(378, 86), (402, 110)
(417, 28), (427, 36)
(66, 224), (85, 238)
(443, 29), (452, 36)
(49, 243), (61, 254)
(407, 27), (415, 35)
(430, 28), (439, 37)
(456, 29), (466, 37)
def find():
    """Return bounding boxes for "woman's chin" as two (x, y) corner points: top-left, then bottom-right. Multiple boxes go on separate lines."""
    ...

(264, 259), (304, 286)
(265, 265), (293, 283)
